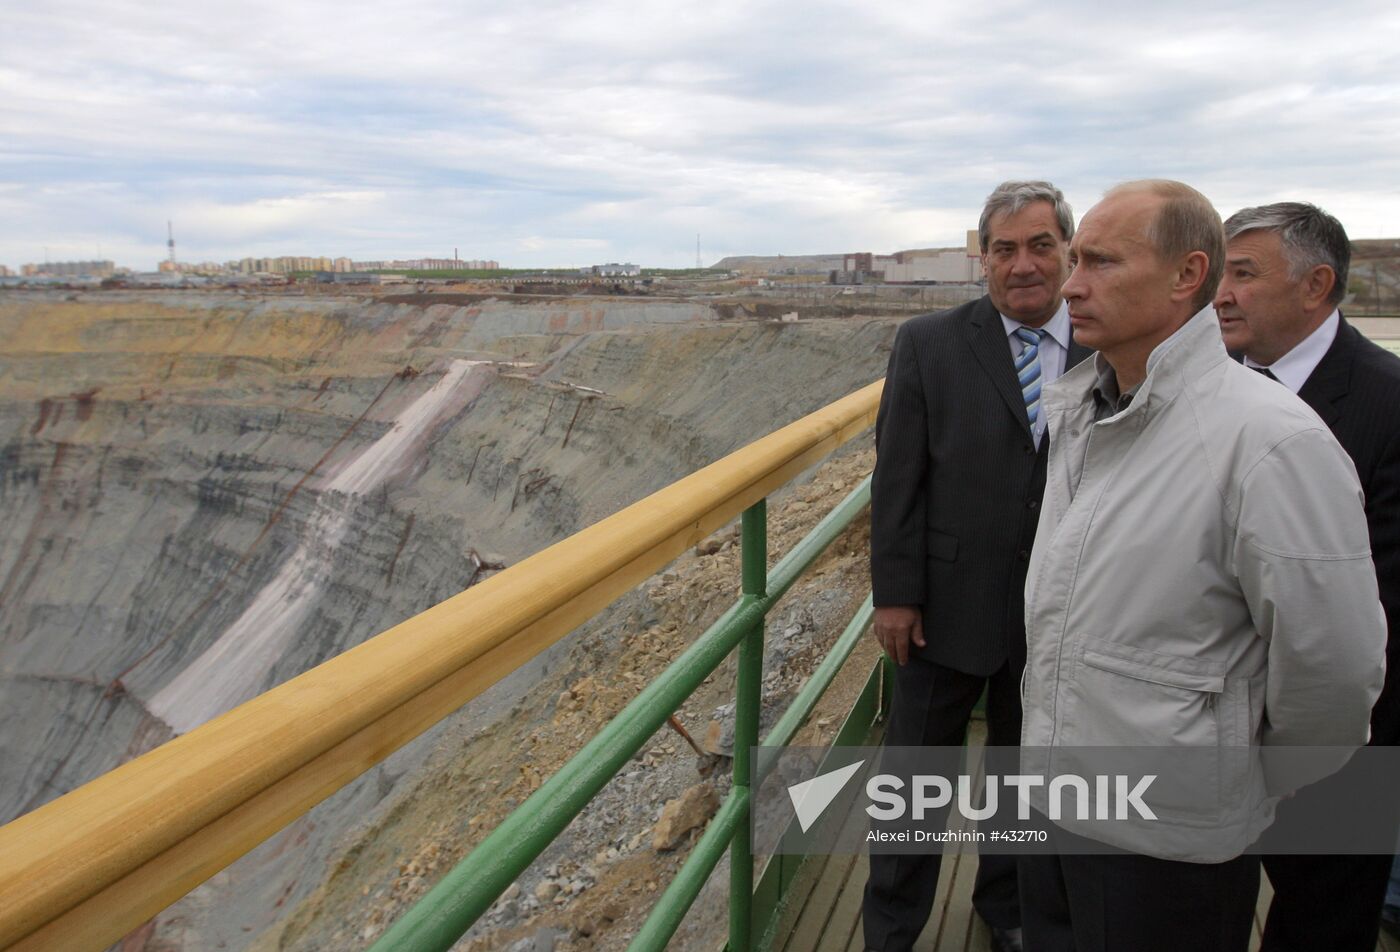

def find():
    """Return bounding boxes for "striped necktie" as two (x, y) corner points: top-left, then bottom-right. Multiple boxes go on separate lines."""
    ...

(1014, 326), (1047, 429)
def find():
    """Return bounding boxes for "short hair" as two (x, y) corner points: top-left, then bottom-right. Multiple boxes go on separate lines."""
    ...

(1109, 180), (1224, 312)
(978, 180), (1074, 252)
(1223, 202), (1351, 307)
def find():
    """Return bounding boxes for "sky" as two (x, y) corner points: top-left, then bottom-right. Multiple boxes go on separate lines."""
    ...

(2, 0), (1399, 271)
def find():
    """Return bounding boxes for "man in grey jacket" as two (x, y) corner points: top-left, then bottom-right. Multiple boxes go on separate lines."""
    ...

(1018, 180), (1386, 952)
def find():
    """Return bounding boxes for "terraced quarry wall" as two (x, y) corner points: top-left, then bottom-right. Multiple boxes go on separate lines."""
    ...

(0, 290), (895, 949)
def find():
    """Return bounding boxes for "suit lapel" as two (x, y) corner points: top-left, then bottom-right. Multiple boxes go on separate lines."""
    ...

(1298, 316), (1356, 428)
(966, 297), (1034, 437)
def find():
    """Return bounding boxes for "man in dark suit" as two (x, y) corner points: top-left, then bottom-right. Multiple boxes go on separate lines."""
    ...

(864, 181), (1091, 952)
(1215, 201), (1400, 952)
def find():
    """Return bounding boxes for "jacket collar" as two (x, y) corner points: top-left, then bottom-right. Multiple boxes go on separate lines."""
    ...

(1046, 305), (1227, 419)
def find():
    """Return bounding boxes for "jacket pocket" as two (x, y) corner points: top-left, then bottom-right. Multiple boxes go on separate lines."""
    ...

(925, 529), (958, 562)
(1080, 644), (1226, 695)
(1057, 639), (1230, 821)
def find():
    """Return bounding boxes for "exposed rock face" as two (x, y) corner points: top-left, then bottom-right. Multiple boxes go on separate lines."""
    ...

(652, 783), (720, 851)
(0, 289), (894, 948)
(147, 358), (494, 732)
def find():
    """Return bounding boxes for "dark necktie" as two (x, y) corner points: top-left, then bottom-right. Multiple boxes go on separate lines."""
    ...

(1251, 365), (1280, 383)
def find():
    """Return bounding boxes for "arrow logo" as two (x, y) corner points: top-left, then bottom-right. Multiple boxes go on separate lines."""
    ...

(787, 760), (865, 832)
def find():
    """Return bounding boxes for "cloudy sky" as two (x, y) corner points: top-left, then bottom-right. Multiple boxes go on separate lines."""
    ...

(3, 0), (1398, 270)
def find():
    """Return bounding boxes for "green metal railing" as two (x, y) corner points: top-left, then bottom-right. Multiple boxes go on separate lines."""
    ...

(370, 475), (883, 951)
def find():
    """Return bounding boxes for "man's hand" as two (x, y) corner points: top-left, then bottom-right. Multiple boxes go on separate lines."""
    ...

(873, 605), (925, 666)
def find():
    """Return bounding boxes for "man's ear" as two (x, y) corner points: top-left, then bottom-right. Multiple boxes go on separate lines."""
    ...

(1170, 250), (1210, 304)
(1301, 264), (1337, 311)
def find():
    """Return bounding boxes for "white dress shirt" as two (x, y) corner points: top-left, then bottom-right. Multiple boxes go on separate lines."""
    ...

(1244, 309), (1340, 395)
(1001, 301), (1071, 443)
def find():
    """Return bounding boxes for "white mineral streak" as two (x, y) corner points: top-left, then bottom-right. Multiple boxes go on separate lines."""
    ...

(149, 360), (488, 734)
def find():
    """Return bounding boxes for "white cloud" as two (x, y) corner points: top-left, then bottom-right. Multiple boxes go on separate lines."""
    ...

(1, 0), (1398, 269)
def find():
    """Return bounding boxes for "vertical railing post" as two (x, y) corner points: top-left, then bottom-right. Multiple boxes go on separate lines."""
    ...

(731, 500), (766, 952)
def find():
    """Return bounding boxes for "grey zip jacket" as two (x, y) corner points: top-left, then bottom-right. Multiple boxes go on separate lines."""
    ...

(1021, 307), (1386, 861)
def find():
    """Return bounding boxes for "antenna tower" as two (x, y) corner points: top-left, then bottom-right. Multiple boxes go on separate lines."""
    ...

(696, 233), (701, 269)
(167, 221), (177, 266)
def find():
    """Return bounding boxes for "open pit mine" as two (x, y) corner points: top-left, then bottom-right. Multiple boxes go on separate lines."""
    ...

(0, 288), (900, 950)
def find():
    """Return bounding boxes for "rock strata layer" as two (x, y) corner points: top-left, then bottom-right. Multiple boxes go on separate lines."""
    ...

(0, 289), (895, 949)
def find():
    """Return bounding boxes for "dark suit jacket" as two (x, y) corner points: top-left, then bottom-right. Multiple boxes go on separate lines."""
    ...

(1297, 315), (1400, 745)
(870, 295), (1092, 677)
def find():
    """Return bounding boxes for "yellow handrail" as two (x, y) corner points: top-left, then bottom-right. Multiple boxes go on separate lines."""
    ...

(0, 380), (882, 952)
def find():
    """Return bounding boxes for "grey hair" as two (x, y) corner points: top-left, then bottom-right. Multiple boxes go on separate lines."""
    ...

(1108, 179), (1224, 312)
(978, 180), (1074, 252)
(1223, 202), (1351, 307)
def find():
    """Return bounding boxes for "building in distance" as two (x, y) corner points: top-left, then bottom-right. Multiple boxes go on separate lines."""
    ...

(581, 263), (641, 277)
(831, 248), (984, 285)
(21, 260), (116, 278)
(353, 258), (500, 271)
(225, 256), (344, 275)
